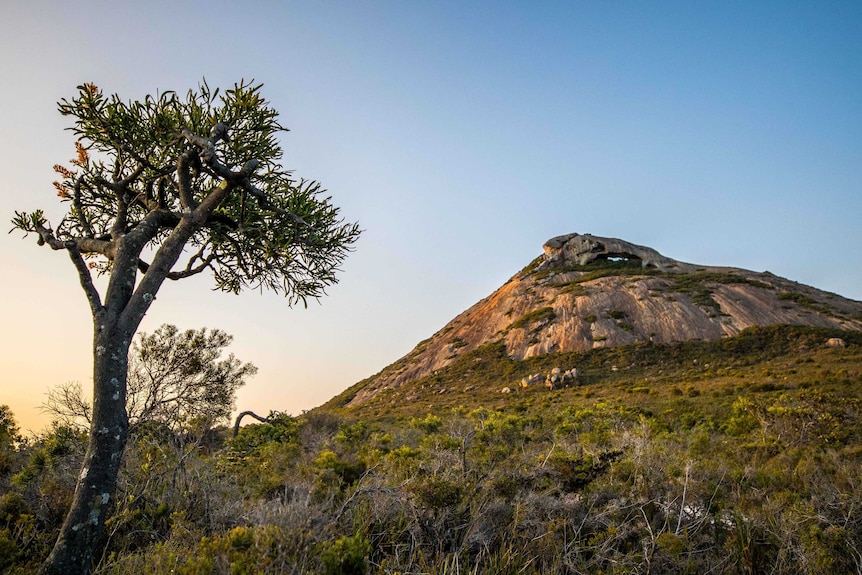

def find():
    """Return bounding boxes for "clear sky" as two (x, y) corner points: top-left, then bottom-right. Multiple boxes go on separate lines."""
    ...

(2, 1), (860, 433)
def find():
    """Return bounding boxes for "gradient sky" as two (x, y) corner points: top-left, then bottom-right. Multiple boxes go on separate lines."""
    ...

(2, 1), (860, 433)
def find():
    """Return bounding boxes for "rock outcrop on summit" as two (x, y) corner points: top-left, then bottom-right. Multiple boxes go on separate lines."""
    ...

(345, 233), (862, 408)
(542, 233), (694, 271)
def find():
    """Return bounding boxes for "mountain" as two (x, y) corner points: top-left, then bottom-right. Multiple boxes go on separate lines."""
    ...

(340, 233), (862, 409)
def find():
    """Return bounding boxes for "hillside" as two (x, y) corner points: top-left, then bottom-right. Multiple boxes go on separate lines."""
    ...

(338, 233), (862, 409)
(6, 324), (862, 574)
(6, 235), (862, 574)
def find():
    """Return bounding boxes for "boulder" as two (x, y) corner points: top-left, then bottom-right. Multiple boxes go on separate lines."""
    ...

(520, 373), (544, 387)
(542, 233), (691, 271)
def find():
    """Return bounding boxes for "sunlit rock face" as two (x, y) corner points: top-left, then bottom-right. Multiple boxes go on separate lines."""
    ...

(345, 233), (862, 408)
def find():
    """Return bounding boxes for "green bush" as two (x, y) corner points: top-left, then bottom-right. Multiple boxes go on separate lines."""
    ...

(410, 413), (443, 434)
(510, 307), (556, 330)
(320, 533), (371, 575)
(411, 477), (464, 509)
(0, 530), (19, 571)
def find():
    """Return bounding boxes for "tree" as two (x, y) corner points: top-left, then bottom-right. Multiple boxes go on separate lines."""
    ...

(44, 324), (257, 434)
(11, 80), (360, 575)
(0, 405), (22, 476)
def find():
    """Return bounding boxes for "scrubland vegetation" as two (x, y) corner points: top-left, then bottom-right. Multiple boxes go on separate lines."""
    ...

(2, 325), (861, 574)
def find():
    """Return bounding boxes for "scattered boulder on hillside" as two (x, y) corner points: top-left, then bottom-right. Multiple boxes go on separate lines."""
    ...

(519, 367), (579, 390)
(546, 368), (578, 390)
(545, 367), (578, 389)
(520, 374), (544, 387)
(826, 338), (846, 348)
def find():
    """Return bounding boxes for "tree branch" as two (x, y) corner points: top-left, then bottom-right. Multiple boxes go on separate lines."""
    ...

(176, 150), (196, 210)
(180, 123), (228, 163)
(112, 193), (129, 240)
(138, 251), (216, 281)
(232, 410), (270, 437)
(30, 220), (115, 258)
(71, 177), (96, 238)
(206, 157), (313, 229)
(167, 253), (215, 280)
(181, 126), (312, 229)
(239, 179), (313, 228)
(32, 221), (67, 249)
(65, 240), (105, 317)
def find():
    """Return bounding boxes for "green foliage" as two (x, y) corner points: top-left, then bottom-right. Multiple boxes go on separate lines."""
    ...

(0, 530), (19, 571)
(223, 413), (300, 496)
(320, 533), (371, 575)
(516, 255), (546, 278)
(13, 80), (360, 302)
(410, 413), (443, 434)
(12, 425), (86, 488)
(533, 256), (647, 281)
(130, 325), (256, 429)
(334, 420), (369, 446)
(7, 325), (862, 574)
(558, 282), (587, 296)
(0, 406), (22, 475)
(314, 450), (367, 487)
(778, 291), (818, 306)
(0, 406), (20, 447)
(228, 412), (298, 456)
(411, 477), (464, 509)
(448, 336), (468, 349)
(509, 307), (556, 330)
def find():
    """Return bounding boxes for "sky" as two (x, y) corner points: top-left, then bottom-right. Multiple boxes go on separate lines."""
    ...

(1, 1), (860, 433)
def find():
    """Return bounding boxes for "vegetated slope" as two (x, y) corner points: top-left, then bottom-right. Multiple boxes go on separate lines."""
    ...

(324, 324), (862, 421)
(338, 233), (862, 410)
(13, 324), (860, 574)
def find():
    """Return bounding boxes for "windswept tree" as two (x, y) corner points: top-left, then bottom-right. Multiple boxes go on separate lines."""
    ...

(12, 81), (360, 575)
(44, 324), (257, 434)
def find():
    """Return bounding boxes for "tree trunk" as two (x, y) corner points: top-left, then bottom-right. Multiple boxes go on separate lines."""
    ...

(39, 325), (131, 575)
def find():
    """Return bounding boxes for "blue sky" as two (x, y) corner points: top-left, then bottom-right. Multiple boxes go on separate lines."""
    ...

(2, 1), (860, 431)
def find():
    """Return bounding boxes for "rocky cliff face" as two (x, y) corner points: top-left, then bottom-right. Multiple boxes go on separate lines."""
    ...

(346, 234), (862, 407)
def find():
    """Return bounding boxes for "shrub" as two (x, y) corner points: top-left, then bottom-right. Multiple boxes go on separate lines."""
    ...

(0, 530), (19, 571)
(320, 533), (371, 575)
(510, 307), (556, 330)
(410, 413), (443, 434)
(411, 477), (464, 509)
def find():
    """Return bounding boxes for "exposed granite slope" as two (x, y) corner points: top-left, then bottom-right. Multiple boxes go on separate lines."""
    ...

(345, 234), (862, 408)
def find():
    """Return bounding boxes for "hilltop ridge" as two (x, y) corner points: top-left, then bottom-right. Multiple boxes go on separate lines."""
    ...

(343, 233), (862, 408)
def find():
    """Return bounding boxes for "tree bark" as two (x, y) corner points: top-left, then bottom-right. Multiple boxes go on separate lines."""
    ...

(39, 181), (227, 575)
(39, 325), (131, 575)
